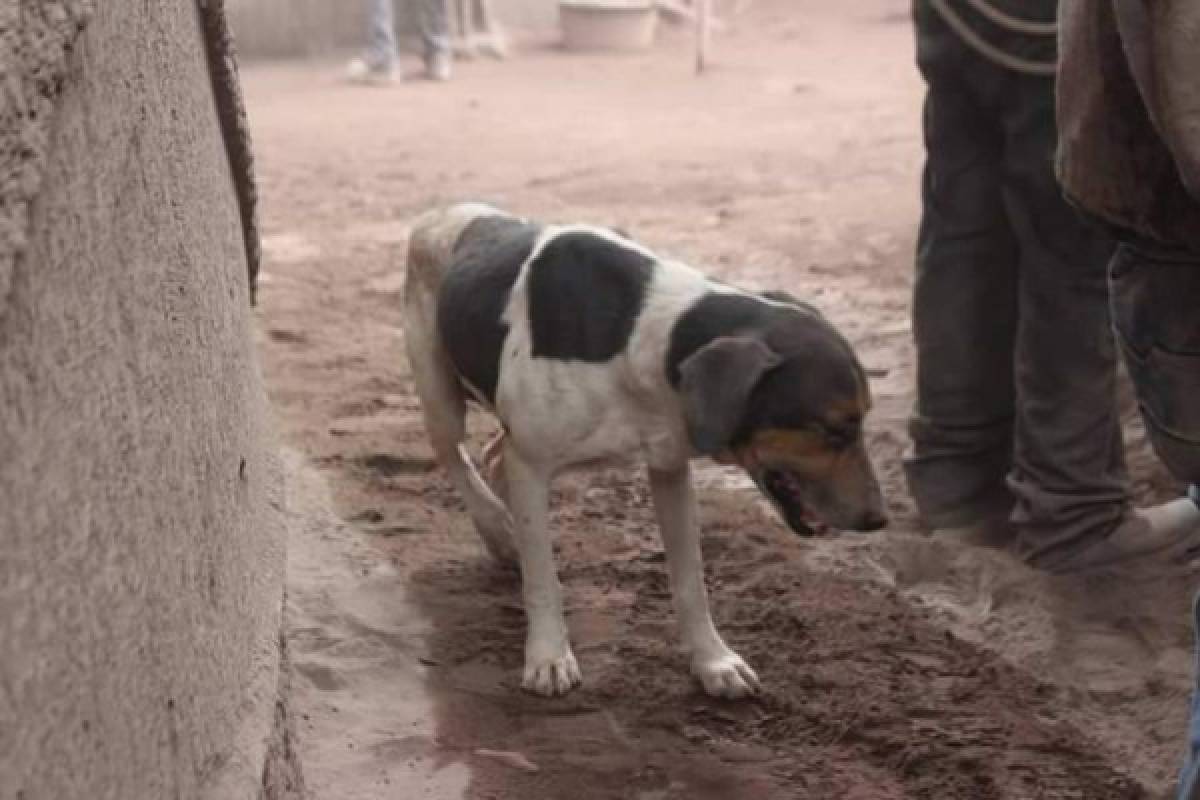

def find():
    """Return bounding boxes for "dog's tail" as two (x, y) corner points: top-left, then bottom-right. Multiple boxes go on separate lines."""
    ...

(402, 206), (518, 565)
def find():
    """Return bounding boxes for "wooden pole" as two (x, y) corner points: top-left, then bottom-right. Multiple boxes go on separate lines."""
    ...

(696, 0), (711, 74)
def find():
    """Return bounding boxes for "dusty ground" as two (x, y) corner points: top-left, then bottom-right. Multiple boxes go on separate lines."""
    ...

(244, 2), (1197, 797)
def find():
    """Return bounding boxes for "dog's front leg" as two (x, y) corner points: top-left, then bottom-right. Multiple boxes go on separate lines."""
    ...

(649, 464), (760, 699)
(504, 444), (582, 697)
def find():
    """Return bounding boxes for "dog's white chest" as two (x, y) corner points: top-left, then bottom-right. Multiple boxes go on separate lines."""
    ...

(494, 350), (689, 470)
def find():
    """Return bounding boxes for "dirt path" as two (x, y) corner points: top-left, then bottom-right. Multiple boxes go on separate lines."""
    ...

(245, 2), (1195, 797)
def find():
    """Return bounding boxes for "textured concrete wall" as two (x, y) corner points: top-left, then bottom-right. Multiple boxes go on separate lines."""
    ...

(226, 0), (559, 59)
(0, 2), (296, 799)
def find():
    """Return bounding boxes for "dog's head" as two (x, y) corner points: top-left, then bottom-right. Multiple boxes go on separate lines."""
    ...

(677, 293), (886, 535)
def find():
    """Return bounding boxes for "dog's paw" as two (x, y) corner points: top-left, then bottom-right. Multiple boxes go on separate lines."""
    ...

(693, 650), (760, 699)
(521, 647), (582, 697)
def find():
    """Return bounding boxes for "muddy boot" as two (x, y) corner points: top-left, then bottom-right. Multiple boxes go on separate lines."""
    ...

(933, 514), (1014, 549)
(1025, 497), (1200, 573)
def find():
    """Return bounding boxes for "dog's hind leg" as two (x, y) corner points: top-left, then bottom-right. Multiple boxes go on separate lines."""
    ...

(404, 284), (518, 567)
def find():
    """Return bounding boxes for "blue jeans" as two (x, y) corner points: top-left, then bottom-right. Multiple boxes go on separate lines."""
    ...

(366, 0), (450, 68)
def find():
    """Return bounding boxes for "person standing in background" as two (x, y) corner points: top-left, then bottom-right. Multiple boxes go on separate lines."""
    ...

(347, 0), (453, 84)
(905, 0), (1200, 572)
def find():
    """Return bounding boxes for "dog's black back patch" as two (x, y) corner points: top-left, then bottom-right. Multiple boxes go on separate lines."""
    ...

(437, 215), (541, 405)
(526, 231), (655, 362)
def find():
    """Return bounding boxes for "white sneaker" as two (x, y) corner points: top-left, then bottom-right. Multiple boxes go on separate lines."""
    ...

(1029, 497), (1200, 573)
(346, 57), (399, 86)
(425, 52), (452, 82)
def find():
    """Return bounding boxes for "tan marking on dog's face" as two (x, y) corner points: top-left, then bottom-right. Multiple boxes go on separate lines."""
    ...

(735, 428), (839, 478)
(735, 418), (874, 496)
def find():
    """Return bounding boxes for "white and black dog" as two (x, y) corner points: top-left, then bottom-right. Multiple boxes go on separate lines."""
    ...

(403, 203), (886, 699)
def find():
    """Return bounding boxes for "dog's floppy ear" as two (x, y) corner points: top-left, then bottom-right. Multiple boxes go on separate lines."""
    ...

(678, 336), (781, 455)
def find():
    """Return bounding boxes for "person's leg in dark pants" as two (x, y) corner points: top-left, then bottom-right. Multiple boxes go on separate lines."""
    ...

(997, 75), (1132, 565)
(905, 13), (1021, 536)
(1186, 482), (1200, 800)
(907, 0), (1198, 566)
(1126, 242), (1200, 800)
(1117, 242), (1200, 800)
(1110, 239), (1200, 485)
(1183, 586), (1200, 800)
(1017, 235), (1200, 571)
(999, 124), (1200, 569)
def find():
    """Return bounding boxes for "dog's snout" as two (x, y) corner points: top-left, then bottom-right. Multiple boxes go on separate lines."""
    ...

(854, 510), (888, 532)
